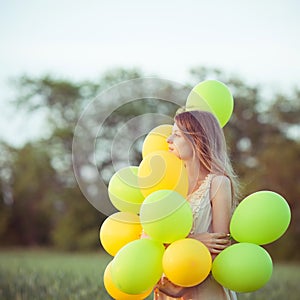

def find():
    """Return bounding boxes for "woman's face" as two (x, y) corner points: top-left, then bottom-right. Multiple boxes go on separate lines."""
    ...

(167, 123), (194, 161)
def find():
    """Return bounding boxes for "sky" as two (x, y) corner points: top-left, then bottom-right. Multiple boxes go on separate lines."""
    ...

(1, 0), (300, 146)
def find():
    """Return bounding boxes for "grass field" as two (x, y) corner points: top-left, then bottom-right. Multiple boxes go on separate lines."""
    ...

(0, 249), (299, 300)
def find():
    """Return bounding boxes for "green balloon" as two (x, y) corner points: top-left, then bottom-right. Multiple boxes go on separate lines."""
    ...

(111, 239), (165, 294)
(230, 191), (291, 245)
(108, 166), (145, 214)
(186, 80), (234, 127)
(140, 190), (193, 243)
(212, 243), (273, 293)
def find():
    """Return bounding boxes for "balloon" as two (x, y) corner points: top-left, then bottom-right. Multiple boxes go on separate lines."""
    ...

(111, 239), (165, 294)
(212, 243), (273, 293)
(140, 190), (193, 243)
(186, 80), (234, 127)
(162, 238), (212, 287)
(142, 124), (173, 158)
(104, 261), (153, 299)
(108, 166), (144, 214)
(230, 191), (291, 245)
(99, 212), (142, 256)
(138, 150), (188, 198)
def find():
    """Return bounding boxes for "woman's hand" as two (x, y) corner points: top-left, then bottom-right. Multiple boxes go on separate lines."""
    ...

(189, 232), (231, 254)
(155, 277), (188, 298)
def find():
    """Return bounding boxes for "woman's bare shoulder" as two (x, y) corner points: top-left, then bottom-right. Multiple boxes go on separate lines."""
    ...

(210, 175), (231, 200)
(211, 174), (231, 186)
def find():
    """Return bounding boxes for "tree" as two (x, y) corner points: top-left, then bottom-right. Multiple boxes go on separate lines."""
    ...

(1, 67), (299, 259)
(0, 142), (57, 245)
(3, 68), (185, 250)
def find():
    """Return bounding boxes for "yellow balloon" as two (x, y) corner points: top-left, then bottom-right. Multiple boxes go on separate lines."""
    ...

(100, 212), (142, 256)
(138, 150), (188, 198)
(142, 124), (173, 158)
(104, 261), (153, 299)
(162, 238), (212, 287)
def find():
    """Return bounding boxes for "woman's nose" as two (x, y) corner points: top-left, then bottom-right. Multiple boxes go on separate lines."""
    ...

(166, 135), (172, 144)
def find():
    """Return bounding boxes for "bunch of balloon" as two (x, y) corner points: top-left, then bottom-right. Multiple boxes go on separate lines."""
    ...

(212, 191), (291, 293)
(99, 123), (192, 298)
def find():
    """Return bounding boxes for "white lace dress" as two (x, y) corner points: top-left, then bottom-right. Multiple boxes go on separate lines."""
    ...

(154, 174), (237, 300)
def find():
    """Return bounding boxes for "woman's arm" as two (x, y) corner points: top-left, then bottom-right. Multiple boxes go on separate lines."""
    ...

(211, 175), (232, 234)
(189, 175), (232, 256)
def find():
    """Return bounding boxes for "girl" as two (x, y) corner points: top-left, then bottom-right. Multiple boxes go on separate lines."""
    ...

(154, 109), (238, 300)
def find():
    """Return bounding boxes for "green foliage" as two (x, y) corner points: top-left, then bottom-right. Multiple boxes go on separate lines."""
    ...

(0, 250), (112, 300)
(0, 142), (57, 246)
(0, 67), (299, 259)
(51, 187), (104, 251)
(0, 250), (299, 300)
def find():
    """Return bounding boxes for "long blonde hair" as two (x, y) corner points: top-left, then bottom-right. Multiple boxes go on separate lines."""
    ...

(174, 109), (239, 208)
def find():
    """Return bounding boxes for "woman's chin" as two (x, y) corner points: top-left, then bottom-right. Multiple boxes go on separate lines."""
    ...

(168, 150), (180, 158)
